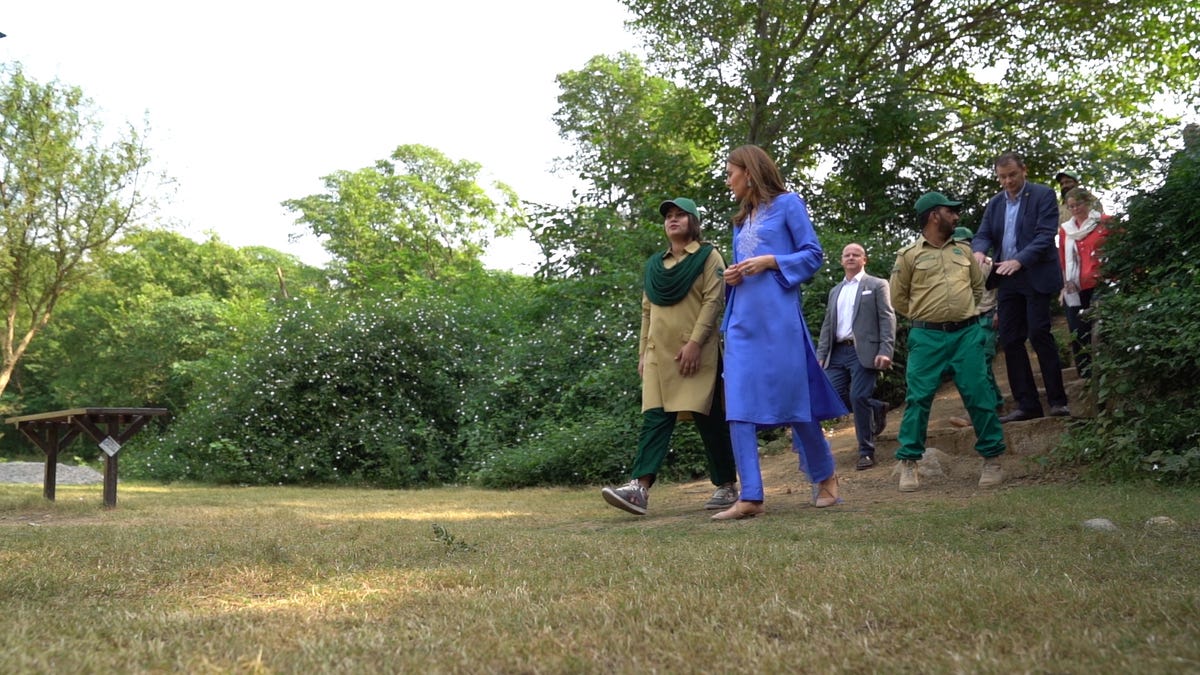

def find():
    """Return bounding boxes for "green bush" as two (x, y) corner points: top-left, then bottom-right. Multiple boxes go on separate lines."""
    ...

(126, 264), (724, 489)
(128, 295), (470, 487)
(1055, 128), (1200, 482)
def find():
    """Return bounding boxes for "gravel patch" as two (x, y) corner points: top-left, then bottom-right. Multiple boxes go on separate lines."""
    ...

(0, 461), (103, 485)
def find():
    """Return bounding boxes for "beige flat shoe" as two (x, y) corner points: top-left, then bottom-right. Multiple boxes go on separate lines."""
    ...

(711, 500), (765, 520)
(813, 474), (842, 508)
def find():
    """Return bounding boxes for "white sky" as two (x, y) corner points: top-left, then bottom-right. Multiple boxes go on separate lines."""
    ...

(1, 1), (640, 273)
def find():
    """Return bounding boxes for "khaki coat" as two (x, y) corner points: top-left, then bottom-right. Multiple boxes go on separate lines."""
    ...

(639, 242), (726, 415)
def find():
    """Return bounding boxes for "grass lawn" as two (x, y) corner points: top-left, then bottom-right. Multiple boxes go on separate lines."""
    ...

(1, 478), (1198, 673)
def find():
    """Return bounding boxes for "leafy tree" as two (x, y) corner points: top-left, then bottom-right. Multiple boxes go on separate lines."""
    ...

(14, 231), (327, 417)
(538, 53), (726, 278)
(283, 144), (522, 291)
(554, 53), (722, 216)
(614, 0), (1199, 238)
(96, 229), (326, 302)
(0, 64), (157, 402)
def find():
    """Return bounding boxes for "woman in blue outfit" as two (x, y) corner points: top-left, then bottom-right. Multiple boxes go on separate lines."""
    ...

(712, 145), (848, 520)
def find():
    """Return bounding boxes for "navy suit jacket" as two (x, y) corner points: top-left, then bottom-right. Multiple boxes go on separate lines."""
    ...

(972, 181), (1063, 296)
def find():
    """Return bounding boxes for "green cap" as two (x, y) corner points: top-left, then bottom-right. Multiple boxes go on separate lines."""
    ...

(915, 191), (963, 215)
(659, 197), (699, 220)
(1054, 169), (1080, 183)
(953, 226), (974, 241)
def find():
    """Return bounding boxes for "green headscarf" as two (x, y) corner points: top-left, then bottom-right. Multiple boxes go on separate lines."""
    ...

(643, 244), (714, 306)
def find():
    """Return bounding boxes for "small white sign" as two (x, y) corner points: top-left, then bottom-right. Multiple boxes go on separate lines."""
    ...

(99, 436), (122, 457)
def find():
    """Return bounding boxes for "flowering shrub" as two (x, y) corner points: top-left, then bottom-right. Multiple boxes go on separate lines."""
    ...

(129, 295), (471, 486)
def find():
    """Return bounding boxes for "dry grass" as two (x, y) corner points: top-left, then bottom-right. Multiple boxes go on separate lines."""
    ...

(1, 478), (1198, 673)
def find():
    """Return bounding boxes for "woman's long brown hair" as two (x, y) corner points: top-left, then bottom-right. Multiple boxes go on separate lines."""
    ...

(728, 145), (787, 225)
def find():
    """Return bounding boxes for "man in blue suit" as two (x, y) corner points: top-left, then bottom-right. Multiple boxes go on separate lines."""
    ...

(972, 152), (1070, 422)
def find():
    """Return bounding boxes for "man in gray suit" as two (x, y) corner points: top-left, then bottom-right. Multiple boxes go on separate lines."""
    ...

(817, 243), (896, 470)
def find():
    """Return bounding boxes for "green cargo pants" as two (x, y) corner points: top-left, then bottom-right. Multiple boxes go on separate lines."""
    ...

(896, 322), (1005, 461)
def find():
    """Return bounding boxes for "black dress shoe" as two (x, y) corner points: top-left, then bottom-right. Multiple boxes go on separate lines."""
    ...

(855, 454), (876, 471)
(1048, 405), (1071, 417)
(999, 409), (1042, 423)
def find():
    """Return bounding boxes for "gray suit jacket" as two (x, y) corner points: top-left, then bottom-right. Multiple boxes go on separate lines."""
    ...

(816, 273), (896, 370)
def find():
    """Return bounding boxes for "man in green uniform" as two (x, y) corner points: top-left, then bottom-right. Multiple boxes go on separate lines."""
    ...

(954, 227), (1003, 410)
(889, 192), (1006, 492)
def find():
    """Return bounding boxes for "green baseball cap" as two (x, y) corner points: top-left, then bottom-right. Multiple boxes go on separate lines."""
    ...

(915, 191), (963, 215)
(953, 226), (974, 241)
(1055, 169), (1080, 183)
(659, 197), (699, 220)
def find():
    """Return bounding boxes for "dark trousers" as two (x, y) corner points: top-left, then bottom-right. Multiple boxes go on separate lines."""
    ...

(824, 343), (884, 457)
(630, 390), (736, 487)
(997, 284), (1067, 414)
(1065, 287), (1095, 378)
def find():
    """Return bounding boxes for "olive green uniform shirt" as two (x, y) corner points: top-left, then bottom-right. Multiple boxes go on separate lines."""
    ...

(976, 256), (997, 315)
(639, 241), (726, 414)
(889, 236), (984, 323)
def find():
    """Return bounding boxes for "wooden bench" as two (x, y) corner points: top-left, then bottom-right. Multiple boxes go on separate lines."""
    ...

(4, 408), (169, 508)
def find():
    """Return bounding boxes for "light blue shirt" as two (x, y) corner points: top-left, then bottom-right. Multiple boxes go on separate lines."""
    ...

(1001, 184), (1024, 261)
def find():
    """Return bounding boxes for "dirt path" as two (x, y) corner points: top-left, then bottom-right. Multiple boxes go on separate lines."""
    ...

(703, 326), (1089, 509)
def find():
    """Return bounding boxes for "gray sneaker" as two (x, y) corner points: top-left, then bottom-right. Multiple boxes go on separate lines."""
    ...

(601, 480), (648, 515)
(979, 457), (1004, 488)
(898, 459), (920, 492)
(704, 483), (738, 510)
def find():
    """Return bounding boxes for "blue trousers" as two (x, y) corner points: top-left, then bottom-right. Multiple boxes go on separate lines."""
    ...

(729, 420), (834, 502)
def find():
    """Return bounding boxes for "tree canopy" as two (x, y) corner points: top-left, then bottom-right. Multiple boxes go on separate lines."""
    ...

(283, 144), (523, 291)
(16, 230), (326, 419)
(573, 0), (1200, 239)
(0, 64), (157, 402)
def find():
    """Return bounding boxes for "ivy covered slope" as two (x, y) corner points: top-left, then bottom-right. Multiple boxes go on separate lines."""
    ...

(1057, 127), (1200, 482)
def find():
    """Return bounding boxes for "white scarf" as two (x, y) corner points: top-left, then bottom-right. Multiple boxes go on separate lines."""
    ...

(1061, 210), (1102, 285)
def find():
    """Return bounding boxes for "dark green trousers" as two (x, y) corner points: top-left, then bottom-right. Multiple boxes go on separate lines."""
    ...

(980, 314), (1003, 406)
(896, 323), (1006, 460)
(630, 390), (736, 487)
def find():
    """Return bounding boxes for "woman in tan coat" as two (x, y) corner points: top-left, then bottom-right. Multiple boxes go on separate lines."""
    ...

(601, 198), (737, 516)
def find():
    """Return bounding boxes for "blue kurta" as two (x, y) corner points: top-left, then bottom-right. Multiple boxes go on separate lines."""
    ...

(721, 193), (847, 425)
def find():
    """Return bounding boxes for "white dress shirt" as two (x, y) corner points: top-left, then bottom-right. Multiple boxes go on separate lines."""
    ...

(835, 271), (864, 342)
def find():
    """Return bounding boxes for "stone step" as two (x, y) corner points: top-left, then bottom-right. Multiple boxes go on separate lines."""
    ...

(875, 373), (1096, 458)
(876, 416), (1070, 457)
(871, 315), (1092, 460)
